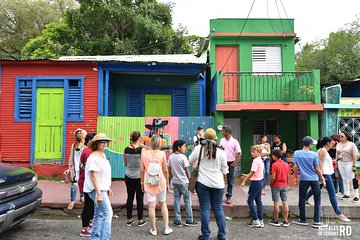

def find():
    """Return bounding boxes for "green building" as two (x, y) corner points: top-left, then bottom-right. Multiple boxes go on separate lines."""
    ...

(209, 18), (322, 172)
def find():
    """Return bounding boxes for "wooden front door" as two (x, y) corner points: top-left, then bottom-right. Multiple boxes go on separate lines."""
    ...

(35, 88), (64, 159)
(145, 94), (172, 117)
(216, 46), (239, 101)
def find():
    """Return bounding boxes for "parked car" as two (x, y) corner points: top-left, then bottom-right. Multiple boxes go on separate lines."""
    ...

(0, 163), (42, 233)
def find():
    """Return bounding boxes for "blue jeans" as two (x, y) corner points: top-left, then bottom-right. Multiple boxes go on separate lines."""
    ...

(70, 182), (78, 202)
(90, 190), (113, 240)
(305, 175), (341, 215)
(263, 158), (270, 186)
(333, 168), (344, 194)
(226, 162), (235, 198)
(173, 183), (193, 222)
(299, 181), (321, 223)
(196, 182), (226, 240)
(247, 180), (263, 221)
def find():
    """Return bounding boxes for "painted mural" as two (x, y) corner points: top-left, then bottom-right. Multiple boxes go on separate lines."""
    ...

(97, 116), (215, 178)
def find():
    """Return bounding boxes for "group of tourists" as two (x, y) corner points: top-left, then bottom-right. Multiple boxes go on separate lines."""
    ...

(64, 125), (358, 240)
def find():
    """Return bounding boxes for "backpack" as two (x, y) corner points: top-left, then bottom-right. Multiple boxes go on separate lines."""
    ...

(145, 151), (163, 186)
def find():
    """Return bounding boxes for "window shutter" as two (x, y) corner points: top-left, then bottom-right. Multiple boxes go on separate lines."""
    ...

(252, 46), (281, 73)
(18, 80), (33, 120)
(128, 88), (143, 116)
(107, 82), (113, 116)
(67, 79), (82, 120)
(252, 119), (279, 145)
(174, 88), (188, 116)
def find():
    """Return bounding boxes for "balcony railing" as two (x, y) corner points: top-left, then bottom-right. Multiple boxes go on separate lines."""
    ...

(222, 72), (319, 103)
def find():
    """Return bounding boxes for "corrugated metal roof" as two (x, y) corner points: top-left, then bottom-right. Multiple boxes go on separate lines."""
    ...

(58, 53), (207, 64)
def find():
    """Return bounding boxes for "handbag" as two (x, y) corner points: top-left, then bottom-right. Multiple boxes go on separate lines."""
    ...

(188, 145), (203, 193)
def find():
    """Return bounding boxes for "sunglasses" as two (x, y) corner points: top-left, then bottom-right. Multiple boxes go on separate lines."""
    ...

(99, 140), (109, 144)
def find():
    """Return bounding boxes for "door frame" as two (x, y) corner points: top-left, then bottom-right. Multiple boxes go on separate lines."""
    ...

(34, 88), (64, 159)
(28, 76), (83, 165)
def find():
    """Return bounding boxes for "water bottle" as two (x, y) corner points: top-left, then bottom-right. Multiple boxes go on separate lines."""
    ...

(64, 172), (69, 184)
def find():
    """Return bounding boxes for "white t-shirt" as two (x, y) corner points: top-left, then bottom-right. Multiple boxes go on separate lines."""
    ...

(83, 154), (112, 193)
(189, 144), (229, 189)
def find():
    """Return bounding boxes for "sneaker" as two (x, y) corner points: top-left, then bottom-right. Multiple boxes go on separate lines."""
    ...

(305, 200), (313, 205)
(260, 220), (264, 228)
(269, 219), (281, 227)
(150, 228), (157, 236)
(292, 219), (308, 226)
(173, 220), (182, 228)
(337, 214), (351, 222)
(247, 219), (261, 228)
(185, 220), (199, 227)
(164, 228), (173, 235)
(126, 219), (134, 227)
(138, 220), (147, 227)
(352, 197), (359, 203)
(80, 228), (91, 237)
(226, 198), (232, 204)
(282, 221), (289, 227)
(341, 195), (350, 200)
(312, 222), (328, 228)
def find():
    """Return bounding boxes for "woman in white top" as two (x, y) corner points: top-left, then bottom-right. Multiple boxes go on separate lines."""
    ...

(258, 135), (271, 191)
(336, 131), (359, 202)
(189, 128), (228, 240)
(64, 128), (87, 210)
(305, 137), (350, 222)
(84, 133), (113, 240)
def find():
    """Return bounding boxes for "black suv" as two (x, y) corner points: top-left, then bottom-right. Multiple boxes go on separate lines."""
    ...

(0, 162), (42, 233)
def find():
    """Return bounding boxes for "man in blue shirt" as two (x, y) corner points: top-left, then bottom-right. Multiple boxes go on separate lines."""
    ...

(292, 136), (328, 228)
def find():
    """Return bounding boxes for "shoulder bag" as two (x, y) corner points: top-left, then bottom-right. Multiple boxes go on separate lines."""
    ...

(188, 145), (203, 193)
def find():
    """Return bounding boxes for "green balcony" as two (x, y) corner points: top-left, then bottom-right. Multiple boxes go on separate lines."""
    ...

(219, 71), (320, 104)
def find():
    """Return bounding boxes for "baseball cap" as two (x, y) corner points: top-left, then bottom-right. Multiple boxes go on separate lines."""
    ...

(302, 136), (317, 146)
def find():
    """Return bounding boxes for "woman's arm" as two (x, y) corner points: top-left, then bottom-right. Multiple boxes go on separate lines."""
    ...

(90, 171), (102, 202)
(282, 143), (287, 154)
(64, 143), (74, 174)
(123, 149), (128, 167)
(318, 149), (326, 171)
(162, 151), (169, 182)
(140, 149), (145, 191)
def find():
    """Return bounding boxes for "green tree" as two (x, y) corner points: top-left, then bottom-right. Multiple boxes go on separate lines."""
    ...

(296, 16), (360, 82)
(23, 0), (198, 58)
(0, 0), (77, 58)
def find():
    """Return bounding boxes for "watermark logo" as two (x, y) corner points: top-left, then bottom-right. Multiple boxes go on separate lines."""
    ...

(318, 225), (352, 237)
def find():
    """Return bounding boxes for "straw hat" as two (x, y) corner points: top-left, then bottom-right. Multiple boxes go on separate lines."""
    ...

(74, 128), (87, 138)
(204, 128), (217, 140)
(87, 133), (113, 149)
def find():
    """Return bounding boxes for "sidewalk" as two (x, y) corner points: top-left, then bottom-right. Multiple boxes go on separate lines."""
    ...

(37, 180), (360, 219)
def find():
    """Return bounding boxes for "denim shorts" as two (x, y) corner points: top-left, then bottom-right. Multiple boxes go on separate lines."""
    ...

(271, 186), (288, 202)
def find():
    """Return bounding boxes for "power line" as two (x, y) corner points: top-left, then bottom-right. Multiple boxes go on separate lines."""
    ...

(267, 0), (278, 35)
(274, 0), (285, 33)
(219, 0), (256, 73)
(279, 0), (295, 33)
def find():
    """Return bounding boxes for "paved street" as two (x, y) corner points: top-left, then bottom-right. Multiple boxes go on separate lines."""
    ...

(2, 216), (358, 240)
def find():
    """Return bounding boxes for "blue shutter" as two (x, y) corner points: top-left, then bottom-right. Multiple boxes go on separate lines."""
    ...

(17, 80), (33, 120)
(67, 79), (82, 121)
(107, 81), (113, 116)
(128, 88), (143, 116)
(174, 88), (188, 116)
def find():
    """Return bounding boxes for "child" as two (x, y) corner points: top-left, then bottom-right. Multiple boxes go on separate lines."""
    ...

(168, 140), (199, 227)
(241, 145), (265, 228)
(269, 149), (290, 227)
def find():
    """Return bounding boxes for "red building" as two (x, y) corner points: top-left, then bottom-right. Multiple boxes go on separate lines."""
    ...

(0, 60), (98, 176)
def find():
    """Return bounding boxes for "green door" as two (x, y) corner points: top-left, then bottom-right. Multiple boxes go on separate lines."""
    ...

(35, 88), (64, 159)
(145, 94), (172, 116)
